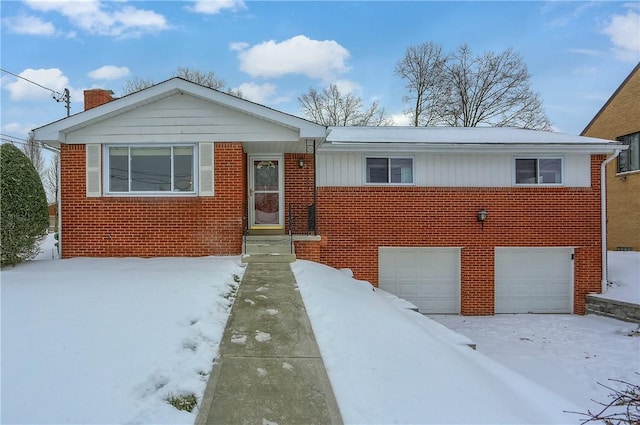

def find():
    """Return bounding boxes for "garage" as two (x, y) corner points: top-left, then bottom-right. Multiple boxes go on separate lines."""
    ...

(495, 247), (574, 314)
(379, 247), (460, 314)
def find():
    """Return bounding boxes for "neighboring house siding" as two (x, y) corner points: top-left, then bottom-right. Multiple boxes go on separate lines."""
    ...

(316, 155), (605, 315)
(318, 152), (592, 187)
(59, 142), (245, 257)
(582, 64), (640, 251)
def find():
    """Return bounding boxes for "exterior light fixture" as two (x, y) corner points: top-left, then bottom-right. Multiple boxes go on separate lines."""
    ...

(298, 158), (305, 168)
(477, 208), (488, 229)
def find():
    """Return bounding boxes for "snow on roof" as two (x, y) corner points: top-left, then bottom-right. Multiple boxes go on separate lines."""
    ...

(326, 126), (619, 146)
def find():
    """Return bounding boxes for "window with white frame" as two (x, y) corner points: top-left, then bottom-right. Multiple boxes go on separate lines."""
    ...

(106, 145), (196, 193)
(514, 157), (562, 185)
(617, 132), (639, 173)
(366, 157), (414, 184)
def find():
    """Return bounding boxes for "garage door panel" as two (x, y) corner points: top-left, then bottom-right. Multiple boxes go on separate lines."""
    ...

(495, 248), (573, 314)
(379, 248), (460, 314)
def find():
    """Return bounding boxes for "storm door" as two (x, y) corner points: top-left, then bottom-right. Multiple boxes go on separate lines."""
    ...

(249, 156), (284, 230)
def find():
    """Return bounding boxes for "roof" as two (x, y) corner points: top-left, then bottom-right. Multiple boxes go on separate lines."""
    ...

(581, 62), (640, 136)
(33, 77), (327, 143)
(323, 126), (624, 153)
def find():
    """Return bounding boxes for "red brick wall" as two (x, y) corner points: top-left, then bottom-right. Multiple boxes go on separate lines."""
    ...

(284, 153), (315, 234)
(59, 142), (245, 258)
(316, 155), (606, 315)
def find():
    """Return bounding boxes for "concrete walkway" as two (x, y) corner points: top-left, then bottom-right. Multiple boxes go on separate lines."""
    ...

(196, 262), (343, 425)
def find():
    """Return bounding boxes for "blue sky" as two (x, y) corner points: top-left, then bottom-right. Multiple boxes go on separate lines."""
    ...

(1, 0), (639, 144)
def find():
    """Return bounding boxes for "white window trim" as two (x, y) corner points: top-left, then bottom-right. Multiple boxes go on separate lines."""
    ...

(364, 155), (415, 186)
(103, 144), (199, 197)
(513, 156), (564, 186)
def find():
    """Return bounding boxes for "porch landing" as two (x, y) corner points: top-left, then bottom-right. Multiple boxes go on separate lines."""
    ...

(242, 235), (296, 264)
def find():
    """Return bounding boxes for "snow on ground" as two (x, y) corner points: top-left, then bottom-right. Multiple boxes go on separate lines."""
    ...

(597, 251), (640, 304)
(1, 253), (244, 424)
(294, 261), (580, 424)
(2, 242), (638, 424)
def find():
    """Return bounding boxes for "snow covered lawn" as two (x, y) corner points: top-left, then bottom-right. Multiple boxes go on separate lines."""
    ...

(294, 252), (639, 423)
(2, 240), (638, 424)
(1, 252), (244, 424)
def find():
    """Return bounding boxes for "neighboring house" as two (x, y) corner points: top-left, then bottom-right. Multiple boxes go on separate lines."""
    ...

(34, 78), (622, 316)
(581, 62), (640, 252)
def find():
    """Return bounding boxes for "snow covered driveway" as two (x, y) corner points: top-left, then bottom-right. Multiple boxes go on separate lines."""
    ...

(431, 314), (640, 416)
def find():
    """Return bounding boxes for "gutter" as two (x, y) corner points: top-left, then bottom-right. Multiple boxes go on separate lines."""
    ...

(600, 150), (621, 293)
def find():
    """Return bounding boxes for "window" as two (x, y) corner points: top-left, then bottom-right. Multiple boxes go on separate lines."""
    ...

(106, 145), (196, 194)
(515, 158), (562, 184)
(617, 132), (640, 173)
(366, 157), (413, 184)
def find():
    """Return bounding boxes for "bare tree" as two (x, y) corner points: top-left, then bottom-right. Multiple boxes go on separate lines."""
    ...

(43, 154), (59, 205)
(21, 132), (44, 177)
(394, 42), (448, 126)
(298, 84), (393, 126)
(122, 67), (229, 95)
(396, 43), (552, 129)
(173, 66), (226, 90)
(122, 76), (155, 95)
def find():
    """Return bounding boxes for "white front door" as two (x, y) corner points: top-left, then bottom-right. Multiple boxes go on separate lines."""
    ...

(249, 156), (284, 230)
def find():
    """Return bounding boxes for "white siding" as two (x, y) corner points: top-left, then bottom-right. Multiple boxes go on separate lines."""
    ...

(85, 144), (101, 197)
(67, 94), (300, 144)
(317, 152), (591, 187)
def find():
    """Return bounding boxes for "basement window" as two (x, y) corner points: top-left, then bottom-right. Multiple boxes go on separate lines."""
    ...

(514, 158), (563, 185)
(105, 145), (196, 194)
(366, 157), (414, 184)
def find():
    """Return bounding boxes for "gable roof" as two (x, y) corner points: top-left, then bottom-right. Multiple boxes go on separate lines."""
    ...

(33, 77), (327, 144)
(323, 126), (623, 153)
(581, 62), (640, 136)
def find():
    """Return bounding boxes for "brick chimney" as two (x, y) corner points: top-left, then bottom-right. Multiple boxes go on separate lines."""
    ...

(84, 89), (115, 111)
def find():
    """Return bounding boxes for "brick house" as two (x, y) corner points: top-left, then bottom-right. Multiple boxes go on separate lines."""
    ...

(34, 77), (622, 315)
(581, 62), (640, 252)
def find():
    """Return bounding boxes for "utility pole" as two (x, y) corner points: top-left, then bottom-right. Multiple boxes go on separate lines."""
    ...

(53, 88), (71, 117)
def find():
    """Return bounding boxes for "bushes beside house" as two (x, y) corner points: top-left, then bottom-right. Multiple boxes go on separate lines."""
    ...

(1, 143), (49, 267)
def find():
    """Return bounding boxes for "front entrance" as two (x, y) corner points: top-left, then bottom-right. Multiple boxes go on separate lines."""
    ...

(249, 156), (284, 231)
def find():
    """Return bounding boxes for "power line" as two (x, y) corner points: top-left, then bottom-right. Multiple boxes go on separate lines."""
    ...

(0, 68), (61, 96)
(1, 68), (71, 116)
(1, 133), (60, 153)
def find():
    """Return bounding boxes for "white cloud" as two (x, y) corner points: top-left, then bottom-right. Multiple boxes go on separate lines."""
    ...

(236, 82), (277, 104)
(2, 122), (37, 137)
(567, 48), (602, 56)
(187, 0), (246, 15)
(88, 65), (130, 80)
(4, 68), (70, 101)
(602, 7), (640, 61)
(22, 0), (169, 38)
(2, 15), (55, 35)
(390, 112), (412, 126)
(332, 79), (361, 95)
(234, 35), (350, 81)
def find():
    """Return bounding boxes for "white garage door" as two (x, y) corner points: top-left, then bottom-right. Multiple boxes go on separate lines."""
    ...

(379, 247), (460, 314)
(495, 248), (573, 314)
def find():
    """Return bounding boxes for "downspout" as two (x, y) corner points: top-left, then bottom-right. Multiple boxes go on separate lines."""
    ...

(56, 150), (62, 257)
(600, 149), (621, 293)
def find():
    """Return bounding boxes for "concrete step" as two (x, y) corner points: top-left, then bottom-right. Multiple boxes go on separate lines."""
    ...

(243, 235), (294, 255)
(242, 253), (296, 264)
